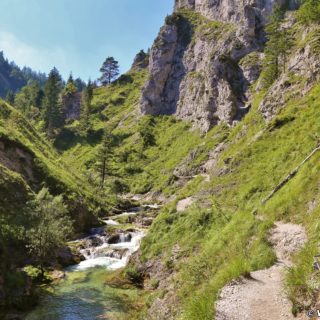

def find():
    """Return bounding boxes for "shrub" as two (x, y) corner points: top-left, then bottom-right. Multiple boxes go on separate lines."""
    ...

(266, 115), (295, 131)
(125, 266), (144, 287)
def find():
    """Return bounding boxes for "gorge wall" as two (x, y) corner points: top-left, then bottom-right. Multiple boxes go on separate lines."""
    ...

(140, 0), (299, 132)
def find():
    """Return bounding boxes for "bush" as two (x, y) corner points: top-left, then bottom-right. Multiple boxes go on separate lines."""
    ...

(23, 265), (42, 282)
(266, 115), (295, 131)
(116, 74), (134, 85)
(165, 13), (183, 26)
(125, 266), (144, 287)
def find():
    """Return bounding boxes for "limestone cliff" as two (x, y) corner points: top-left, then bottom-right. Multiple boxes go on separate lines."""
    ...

(140, 0), (298, 132)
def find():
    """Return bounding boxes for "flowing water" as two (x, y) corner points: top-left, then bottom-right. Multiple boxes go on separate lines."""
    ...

(26, 214), (146, 320)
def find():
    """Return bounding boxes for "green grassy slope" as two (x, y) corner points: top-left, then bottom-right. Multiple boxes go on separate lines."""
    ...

(0, 99), (110, 233)
(137, 23), (320, 320)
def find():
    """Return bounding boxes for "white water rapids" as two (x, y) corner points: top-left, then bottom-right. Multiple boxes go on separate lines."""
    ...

(70, 217), (145, 272)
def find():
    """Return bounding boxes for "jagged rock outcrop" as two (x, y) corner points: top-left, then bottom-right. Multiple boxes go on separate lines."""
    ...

(132, 50), (149, 70)
(174, 0), (299, 26)
(140, 0), (298, 132)
(0, 137), (38, 185)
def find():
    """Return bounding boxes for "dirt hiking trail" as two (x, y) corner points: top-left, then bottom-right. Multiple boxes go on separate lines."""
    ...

(215, 222), (307, 320)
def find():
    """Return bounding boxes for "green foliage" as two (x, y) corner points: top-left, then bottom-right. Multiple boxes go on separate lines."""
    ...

(5, 91), (15, 105)
(0, 51), (47, 98)
(0, 165), (31, 251)
(43, 68), (64, 138)
(63, 81), (77, 97)
(99, 57), (120, 85)
(23, 265), (43, 282)
(95, 129), (113, 187)
(138, 116), (156, 148)
(125, 266), (144, 287)
(261, 6), (294, 88)
(80, 80), (93, 134)
(14, 81), (44, 120)
(266, 115), (296, 131)
(26, 188), (73, 274)
(239, 52), (262, 69)
(297, 0), (320, 24)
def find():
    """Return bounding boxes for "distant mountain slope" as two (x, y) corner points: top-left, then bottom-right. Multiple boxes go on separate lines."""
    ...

(0, 51), (47, 97)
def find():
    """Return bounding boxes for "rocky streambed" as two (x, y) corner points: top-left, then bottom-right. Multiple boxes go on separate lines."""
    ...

(25, 204), (160, 320)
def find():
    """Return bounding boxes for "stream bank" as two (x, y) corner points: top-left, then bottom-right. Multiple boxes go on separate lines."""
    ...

(24, 203), (160, 320)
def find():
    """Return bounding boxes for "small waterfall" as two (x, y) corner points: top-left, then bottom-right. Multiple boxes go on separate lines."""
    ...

(72, 229), (145, 271)
(68, 203), (159, 271)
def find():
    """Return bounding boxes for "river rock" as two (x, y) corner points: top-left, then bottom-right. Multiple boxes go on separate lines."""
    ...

(141, 217), (154, 226)
(50, 270), (66, 280)
(56, 246), (80, 266)
(85, 235), (105, 247)
(107, 233), (132, 244)
(97, 248), (129, 260)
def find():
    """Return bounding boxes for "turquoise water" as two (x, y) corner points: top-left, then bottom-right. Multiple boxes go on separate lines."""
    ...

(26, 267), (132, 320)
(26, 214), (147, 320)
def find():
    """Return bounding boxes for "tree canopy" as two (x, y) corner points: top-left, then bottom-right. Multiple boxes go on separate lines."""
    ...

(26, 188), (73, 275)
(99, 57), (120, 85)
(43, 68), (63, 137)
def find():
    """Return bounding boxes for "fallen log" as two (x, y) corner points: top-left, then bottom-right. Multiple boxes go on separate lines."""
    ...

(262, 144), (320, 204)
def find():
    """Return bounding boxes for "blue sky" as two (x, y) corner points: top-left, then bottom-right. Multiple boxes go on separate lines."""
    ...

(0, 0), (173, 80)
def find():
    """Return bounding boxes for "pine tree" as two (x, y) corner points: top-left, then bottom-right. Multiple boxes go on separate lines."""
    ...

(74, 78), (86, 91)
(99, 57), (120, 85)
(43, 68), (63, 137)
(80, 80), (93, 134)
(5, 91), (15, 105)
(63, 73), (77, 97)
(96, 130), (112, 187)
(261, 5), (293, 89)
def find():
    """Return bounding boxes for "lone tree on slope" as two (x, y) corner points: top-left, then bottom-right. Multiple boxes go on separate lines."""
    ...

(43, 67), (63, 138)
(96, 130), (113, 187)
(80, 79), (93, 133)
(99, 57), (120, 85)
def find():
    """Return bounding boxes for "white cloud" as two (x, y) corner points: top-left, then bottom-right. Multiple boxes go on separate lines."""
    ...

(0, 31), (68, 75)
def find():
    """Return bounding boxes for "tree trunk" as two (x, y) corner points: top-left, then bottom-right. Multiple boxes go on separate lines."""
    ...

(101, 158), (106, 188)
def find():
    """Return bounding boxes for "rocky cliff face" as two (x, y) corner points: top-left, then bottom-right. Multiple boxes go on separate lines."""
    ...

(174, 0), (299, 26)
(140, 0), (298, 132)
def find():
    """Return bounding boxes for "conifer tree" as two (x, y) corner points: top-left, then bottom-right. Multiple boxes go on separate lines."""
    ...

(99, 57), (120, 85)
(261, 5), (293, 89)
(43, 68), (63, 137)
(63, 73), (77, 97)
(80, 80), (93, 134)
(96, 130), (112, 187)
(5, 91), (15, 105)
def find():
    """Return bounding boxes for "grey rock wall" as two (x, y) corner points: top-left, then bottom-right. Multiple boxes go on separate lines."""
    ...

(140, 0), (299, 132)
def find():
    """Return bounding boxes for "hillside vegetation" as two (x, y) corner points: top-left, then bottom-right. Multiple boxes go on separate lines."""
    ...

(50, 5), (320, 319)
(1, 1), (320, 319)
